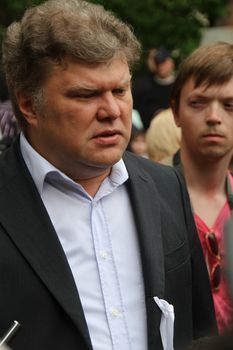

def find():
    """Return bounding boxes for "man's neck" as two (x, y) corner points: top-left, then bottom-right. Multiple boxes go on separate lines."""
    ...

(71, 168), (111, 198)
(180, 148), (231, 194)
(180, 148), (232, 227)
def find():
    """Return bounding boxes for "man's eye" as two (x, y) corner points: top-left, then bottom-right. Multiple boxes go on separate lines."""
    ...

(113, 88), (126, 95)
(189, 100), (204, 107)
(224, 102), (233, 110)
(79, 94), (95, 99)
(66, 90), (99, 99)
(68, 93), (96, 100)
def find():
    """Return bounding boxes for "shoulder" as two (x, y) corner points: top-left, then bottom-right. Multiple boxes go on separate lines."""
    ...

(0, 138), (27, 186)
(123, 151), (181, 188)
(123, 151), (191, 220)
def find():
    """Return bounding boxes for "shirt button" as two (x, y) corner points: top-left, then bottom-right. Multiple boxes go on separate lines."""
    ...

(111, 308), (121, 317)
(100, 251), (108, 260)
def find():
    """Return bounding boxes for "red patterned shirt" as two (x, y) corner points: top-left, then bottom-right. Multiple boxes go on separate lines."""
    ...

(194, 172), (233, 332)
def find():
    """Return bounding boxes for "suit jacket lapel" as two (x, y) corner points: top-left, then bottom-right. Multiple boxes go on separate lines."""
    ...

(0, 142), (92, 349)
(124, 153), (165, 350)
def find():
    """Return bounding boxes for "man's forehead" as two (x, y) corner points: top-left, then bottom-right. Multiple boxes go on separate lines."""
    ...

(182, 76), (233, 93)
(185, 75), (233, 90)
(43, 57), (131, 88)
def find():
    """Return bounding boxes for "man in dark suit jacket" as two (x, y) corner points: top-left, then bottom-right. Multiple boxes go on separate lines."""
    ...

(0, 0), (216, 349)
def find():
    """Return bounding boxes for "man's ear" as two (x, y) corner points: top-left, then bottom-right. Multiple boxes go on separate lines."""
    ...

(16, 91), (39, 127)
(170, 100), (181, 127)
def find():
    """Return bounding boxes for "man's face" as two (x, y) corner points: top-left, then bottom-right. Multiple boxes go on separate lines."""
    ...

(156, 58), (174, 79)
(173, 78), (233, 162)
(22, 58), (133, 179)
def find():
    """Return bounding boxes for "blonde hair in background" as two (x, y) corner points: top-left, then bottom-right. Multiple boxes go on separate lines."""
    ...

(145, 108), (181, 163)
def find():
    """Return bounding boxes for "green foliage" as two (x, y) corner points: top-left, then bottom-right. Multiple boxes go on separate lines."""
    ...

(0, 0), (227, 72)
(90, 0), (227, 69)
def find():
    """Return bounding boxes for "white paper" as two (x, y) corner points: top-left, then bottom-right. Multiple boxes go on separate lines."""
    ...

(153, 296), (175, 350)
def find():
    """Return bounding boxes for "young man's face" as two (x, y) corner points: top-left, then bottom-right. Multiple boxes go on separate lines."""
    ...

(173, 77), (233, 162)
(19, 58), (133, 180)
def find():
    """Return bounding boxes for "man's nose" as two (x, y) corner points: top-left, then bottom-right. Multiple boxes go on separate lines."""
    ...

(205, 103), (222, 125)
(97, 93), (121, 120)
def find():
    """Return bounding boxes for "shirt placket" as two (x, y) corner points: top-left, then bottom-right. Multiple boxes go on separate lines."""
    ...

(91, 198), (131, 350)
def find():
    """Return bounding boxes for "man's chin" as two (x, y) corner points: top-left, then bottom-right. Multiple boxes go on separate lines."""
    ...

(201, 149), (231, 161)
(88, 152), (123, 169)
(94, 146), (126, 164)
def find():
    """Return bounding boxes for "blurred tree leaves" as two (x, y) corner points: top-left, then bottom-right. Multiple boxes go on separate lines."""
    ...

(90, 0), (227, 66)
(0, 0), (228, 71)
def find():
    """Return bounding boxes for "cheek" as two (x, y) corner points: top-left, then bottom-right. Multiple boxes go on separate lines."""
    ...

(227, 127), (233, 144)
(124, 114), (133, 136)
(120, 102), (132, 125)
(179, 118), (197, 139)
(178, 106), (200, 130)
(226, 118), (233, 130)
(60, 106), (93, 132)
(173, 105), (187, 127)
(182, 122), (196, 137)
(123, 95), (133, 116)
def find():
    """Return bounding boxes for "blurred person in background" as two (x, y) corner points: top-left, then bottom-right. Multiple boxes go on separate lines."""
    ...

(133, 47), (175, 130)
(129, 109), (147, 158)
(127, 126), (148, 158)
(171, 41), (233, 332)
(0, 71), (19, 151)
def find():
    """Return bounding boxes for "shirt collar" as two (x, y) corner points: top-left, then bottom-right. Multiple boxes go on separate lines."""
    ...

(20, 132), (128, 196)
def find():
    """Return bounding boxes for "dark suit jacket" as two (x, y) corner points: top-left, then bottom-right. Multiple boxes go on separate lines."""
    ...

(0, 140), (217, 350)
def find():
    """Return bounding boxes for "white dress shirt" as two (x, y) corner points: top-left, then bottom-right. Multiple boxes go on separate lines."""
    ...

(20, 133), (147, 350)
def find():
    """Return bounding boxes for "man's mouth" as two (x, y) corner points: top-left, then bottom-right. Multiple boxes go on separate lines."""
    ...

(93, 130), (122, 145)
(202, 132), (224, 142)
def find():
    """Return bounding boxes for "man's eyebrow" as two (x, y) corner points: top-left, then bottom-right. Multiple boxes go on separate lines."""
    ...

(188, 93), (207, 98)
(186, 91), (204, 100)
(190, 89), (233, 97)
(221, 96), (233, 100)
(64, 78), (132, 94)
(188, 89), (214, 97)
(64, 86), (99, 95)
